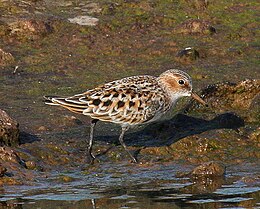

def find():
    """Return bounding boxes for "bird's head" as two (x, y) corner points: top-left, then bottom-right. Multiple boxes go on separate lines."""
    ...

(158, 69), (206, 106)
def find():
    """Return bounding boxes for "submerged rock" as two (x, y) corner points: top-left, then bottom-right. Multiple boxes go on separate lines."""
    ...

(176, 161), (225, 178)
(0, 109), (20, 146)
(174, 19), (216, 35)
(239, 176), (260, 186)
(190, 161), (225, 177)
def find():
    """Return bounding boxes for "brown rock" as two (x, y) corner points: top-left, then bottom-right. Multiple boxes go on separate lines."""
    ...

(249, 127), (260, 142)
(174, 19), (216, 35)
(37, 126), (47, 131)
(0, 109), (20, 146)
(8, 18), (53, 41)
(25, 161), (37, 170)
(185, 79), (260, 122)
(203, 79), (260, 110)
(0, 146), (24, 165)
(191, 161), (226, 177)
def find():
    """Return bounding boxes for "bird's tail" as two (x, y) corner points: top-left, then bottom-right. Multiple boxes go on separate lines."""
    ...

(44, 95), (63, 106)
(43, 95), (89, 114)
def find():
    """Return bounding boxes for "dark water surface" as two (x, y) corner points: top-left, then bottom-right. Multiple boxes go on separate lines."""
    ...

(1, 163), (260, 208)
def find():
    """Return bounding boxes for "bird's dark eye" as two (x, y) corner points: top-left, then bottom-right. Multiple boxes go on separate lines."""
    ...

(178, 79), (185, 85)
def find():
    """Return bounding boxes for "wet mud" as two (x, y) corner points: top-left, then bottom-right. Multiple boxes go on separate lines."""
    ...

(0, 0), (259, 208)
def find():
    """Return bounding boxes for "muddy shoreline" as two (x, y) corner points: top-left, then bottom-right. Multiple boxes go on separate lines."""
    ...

(0, 0), (259, 208)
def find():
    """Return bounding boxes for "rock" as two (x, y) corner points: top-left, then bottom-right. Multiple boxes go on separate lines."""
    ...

(58, 175), (75, 182)
(68, 16), (99, 26)
(175, 47), (200, 64)
(0, 146), (24, 166)
(202, 79), (260, 110)
(190, 161), (226, 177)
(185, 79), (260, 122)
(37, 126), (47, 131)
(25, 161), (37, 170)
(174, 19), (216, 35)
(249, 127), (260, 142)
(0, 109), (20, 146)
(7, 18), (53, 41)
(188, 174), (225, 194)
(239, 176), (260, 186)
(175, 161), (225, 178)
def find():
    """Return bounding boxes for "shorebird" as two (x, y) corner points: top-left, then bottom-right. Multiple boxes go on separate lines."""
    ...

(45, 69), (206, 163)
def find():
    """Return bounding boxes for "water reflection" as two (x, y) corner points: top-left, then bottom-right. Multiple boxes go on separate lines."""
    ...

(186, 176), (225, 194)
(0, 165), (259, 209)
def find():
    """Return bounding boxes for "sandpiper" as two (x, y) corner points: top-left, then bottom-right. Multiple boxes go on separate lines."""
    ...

(45, 69), (206, 163)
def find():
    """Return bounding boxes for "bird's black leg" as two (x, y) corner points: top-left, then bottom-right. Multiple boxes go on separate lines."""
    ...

(118, 126), (138, 163)
(86, 119), (99, 164)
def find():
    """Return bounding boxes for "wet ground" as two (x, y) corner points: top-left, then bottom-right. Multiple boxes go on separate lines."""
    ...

(0, 0), (259, 208)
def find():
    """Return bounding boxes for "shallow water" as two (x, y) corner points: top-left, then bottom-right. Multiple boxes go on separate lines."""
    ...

(1, 163), (260, 208)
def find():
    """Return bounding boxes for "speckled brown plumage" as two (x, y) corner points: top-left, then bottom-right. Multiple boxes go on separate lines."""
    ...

(45, 69), (206, 163)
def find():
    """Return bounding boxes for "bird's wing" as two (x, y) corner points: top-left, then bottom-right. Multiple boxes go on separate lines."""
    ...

(47, 75), (167, 125)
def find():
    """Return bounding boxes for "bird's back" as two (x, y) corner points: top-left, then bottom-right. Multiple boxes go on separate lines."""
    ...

(45, 75), (172, 126)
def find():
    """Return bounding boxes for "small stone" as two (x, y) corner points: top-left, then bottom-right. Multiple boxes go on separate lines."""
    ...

(0, 48), (15, 66)
(68, 16), (99, 26)
(191, 161), (225, 177)
(25, 161), (37, 170)
(176, 47), (200, 64)
(0, 109), (20, 146)
(249, 127), (260, 142)
(63, 115), (83, 126)
(37, 126), (47, 131)
(58, 175), (75, 182)
(239, 176), (260, 186)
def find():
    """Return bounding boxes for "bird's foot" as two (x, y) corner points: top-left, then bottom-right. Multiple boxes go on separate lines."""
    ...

(129, 154), (138, 163)
(131, 157), (138, 163)
(86, 150), (95, 164)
